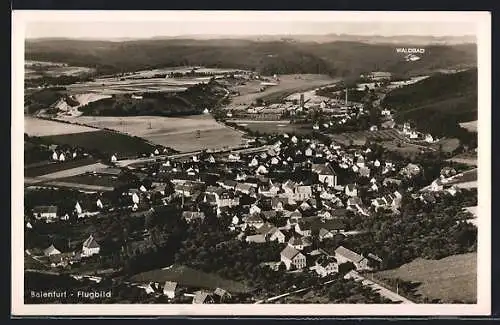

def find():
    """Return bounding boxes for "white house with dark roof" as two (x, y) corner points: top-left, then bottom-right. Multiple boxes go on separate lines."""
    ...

(345, 184), (358, 197)
(312, 255), (338, 277)
(311, 163), (338, 187)
(280, 245), (306, 270)
(82, 235), (100, 257)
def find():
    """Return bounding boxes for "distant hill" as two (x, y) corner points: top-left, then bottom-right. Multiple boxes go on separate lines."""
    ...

(383, 68), (478, 146)
(25, 38), (477, 77)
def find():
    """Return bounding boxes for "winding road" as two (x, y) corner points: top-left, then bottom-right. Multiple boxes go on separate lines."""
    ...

(254, 271), (414, 304)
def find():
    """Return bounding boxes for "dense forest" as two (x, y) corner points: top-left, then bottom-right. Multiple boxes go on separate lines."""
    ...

(26, 39), (476, 78)
(78, 81), (226, 117)
(382, 68), (478, 147)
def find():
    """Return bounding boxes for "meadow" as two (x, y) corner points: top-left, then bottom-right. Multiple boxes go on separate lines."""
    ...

(227, 74), (337, 107)
(72, 115), (246, 153)
(375, 253), (477, 303)
(25, 116), (97, 136)
(129, 264), (252, 294)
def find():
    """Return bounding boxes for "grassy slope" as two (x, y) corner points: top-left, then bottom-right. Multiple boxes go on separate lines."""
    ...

(375, 252), (476, 303)
(25, 39), (477, 77)
(129, 265), (252, 293)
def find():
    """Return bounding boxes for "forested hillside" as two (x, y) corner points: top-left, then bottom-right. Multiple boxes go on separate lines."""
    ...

(383, 68), (478, 147)
(26, 39), (477, 78)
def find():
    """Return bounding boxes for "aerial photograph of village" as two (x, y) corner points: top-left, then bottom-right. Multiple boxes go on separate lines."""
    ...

(21, 16), (480, 306)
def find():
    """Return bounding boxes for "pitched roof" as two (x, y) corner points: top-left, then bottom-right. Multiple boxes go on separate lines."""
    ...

(246, 234), (267, 243)
(257, 222), (275, 235)
(214, 287), (230, 297)
(311, 163), (337, 176)
(83, 235), (100, 249)
(280, 245), (301, 260)
(43, 244), (61, 256)
(335, 245), (364, 263)
(193, 291), (212, 304)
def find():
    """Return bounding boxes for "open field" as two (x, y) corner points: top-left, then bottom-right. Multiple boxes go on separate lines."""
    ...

(39, 130), (156, 157)
(65, 77), (204, 95)
(129, 265), (252, 294)
(25, 116), (98, 136)
(69, 115), (246, 153)
(227, 74), (338, 107)
(26, 163), (109, 182)
(459, 120), (478, 132)
(25, 60), (95, 79)
(375, 253), (476, 303)
(24, 157), (100, 178)
(329, 128), (407, 145)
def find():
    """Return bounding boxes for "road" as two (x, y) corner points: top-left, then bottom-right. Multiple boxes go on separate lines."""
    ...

(344, 271), (415, 304)
(255, 271), (414, 304)
(116, 145), (274, 167)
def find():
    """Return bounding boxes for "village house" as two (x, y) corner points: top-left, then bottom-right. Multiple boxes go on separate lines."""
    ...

(163, 281), (178, 299)
(82, 234), (100, 257)
(182, 211), (206, 223)
(268, 227), (286, 243)
(280, 245), (307, 270)
(174, 181), (204, 197)
(32, 205), (58, 222)
(312, 255), (339, 277)
(335, 245), (371, 271)
(235, 183), (257, 197)
(311, 163), (338, 187)
(43, 244), (61, 256)
(292, 185), (313, 202)
(214, 288), (232, 303)
(244, 213), (265, 229)
(400, 163), (422, 178)
(345, 184), (358, 197)
(288, 235), (312, 250)
(204, 187), (240, 208)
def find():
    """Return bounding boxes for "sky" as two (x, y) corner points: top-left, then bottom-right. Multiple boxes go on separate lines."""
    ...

(21, 12), (478, 39)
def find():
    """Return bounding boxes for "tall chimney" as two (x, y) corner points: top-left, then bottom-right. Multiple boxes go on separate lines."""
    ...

(345, 88), (348, 106)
